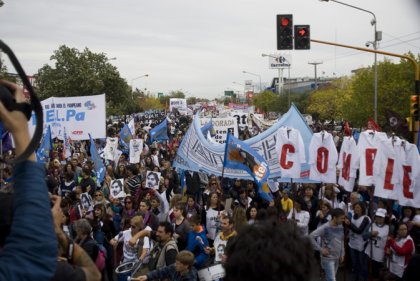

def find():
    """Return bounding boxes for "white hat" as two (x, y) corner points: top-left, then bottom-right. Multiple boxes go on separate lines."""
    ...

(375, 208), (387, 218)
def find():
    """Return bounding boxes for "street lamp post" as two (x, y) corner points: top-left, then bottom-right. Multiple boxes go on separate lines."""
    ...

(131, 74), (149, 99)
(320, 0), (381, 122)
(242, 70), (262, 93)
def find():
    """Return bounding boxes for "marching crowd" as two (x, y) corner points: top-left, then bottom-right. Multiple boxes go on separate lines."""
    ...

(0, 81), (419, 281)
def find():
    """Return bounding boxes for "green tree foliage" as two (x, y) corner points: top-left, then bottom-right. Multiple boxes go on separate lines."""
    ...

(0, 59), (17, 82)
(253, 90), (280, 113)
(303, 53), (419, 128)
(346, 54), (419, 127)
(36, 45), (138, 116)
(306, 77), (353, 121)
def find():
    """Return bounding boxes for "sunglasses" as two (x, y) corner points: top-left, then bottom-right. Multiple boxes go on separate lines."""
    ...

(211, 182), (217, 185)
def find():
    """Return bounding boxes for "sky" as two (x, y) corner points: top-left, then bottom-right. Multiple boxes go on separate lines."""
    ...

(0, 0), (419, 100)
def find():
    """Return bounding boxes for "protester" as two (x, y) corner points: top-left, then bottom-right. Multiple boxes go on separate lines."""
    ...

(131, 250), (197, 281)
(309, 208), (346, 281)
(224, 220), (315, 281)
(0, 80), (57, 280)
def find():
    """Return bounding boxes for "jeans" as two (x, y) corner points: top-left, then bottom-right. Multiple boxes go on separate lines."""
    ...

(321, 259), (339, 281)
(349, 248), (368, 281)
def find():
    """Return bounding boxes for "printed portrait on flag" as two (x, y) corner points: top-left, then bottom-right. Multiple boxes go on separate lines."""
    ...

(110, 179), (125, 198)
(226, 142), (267, 182)
(146, 171), (161, 189)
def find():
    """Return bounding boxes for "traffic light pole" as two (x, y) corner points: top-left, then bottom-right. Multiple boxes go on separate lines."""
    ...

(311, 38), (420, 144)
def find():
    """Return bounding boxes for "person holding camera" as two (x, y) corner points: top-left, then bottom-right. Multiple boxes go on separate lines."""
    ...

(0, 80), (57, 280)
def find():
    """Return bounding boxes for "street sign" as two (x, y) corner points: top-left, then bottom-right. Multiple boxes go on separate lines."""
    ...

(269, 54), (291, 69)
(224, 90), (234, 96)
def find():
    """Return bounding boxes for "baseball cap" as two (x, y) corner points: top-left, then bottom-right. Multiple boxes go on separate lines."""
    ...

(375, 208), (387, 218)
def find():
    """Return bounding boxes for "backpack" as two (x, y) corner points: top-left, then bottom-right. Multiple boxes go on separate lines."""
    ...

(96, 245), (107, 271)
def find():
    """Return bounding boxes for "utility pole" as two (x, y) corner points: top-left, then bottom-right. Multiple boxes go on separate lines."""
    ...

(308, 62), (323, 90)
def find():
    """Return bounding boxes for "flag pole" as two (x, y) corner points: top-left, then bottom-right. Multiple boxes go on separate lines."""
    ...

(221, 132), (230, 187)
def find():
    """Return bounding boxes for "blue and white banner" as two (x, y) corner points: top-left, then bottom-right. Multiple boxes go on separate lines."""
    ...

(173, 104), (315, 182)
(29, 94), (106, 141)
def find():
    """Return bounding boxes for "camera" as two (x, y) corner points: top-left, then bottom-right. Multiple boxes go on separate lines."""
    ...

(365, 42), (371, 48)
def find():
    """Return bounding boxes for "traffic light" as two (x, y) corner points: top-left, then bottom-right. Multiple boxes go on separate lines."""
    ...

(410, 95), (419, 120)
(277, 14), (293, 50)
(294, 25), (310, 50)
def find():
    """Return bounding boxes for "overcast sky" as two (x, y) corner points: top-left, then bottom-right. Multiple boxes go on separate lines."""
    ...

(1, 0), (419, 99)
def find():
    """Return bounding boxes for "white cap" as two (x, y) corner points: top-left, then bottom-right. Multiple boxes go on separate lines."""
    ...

(375, 208), (387, 218)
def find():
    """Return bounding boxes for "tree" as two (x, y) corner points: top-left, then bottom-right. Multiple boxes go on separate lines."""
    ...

(306, 77), (353, 121)
(253, 90), (280, 113)
(346, 54), (419, 127)
(141, 97), (164, 111)
(36, 45), (135, 115)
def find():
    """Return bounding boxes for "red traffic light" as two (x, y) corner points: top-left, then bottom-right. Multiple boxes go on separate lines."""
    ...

(297, 28), (307, 36)
(281, 17), (290, 26)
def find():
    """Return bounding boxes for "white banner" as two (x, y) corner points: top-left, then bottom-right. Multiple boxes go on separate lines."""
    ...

(129, 139), (143, 164)
(169, 98), (187, 115)
(29, 94), (106, 140)
(199, 117), (238, 144)
(230, 110), (251, 129)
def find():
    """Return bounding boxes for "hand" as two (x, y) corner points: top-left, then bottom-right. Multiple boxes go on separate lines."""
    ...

(204, 246), (214, 255)
(339, 256), (345, 263)
(0, 80), (33, 159)
(321, 248), (330, 257)
(344, 217), (350, 225)
(220, 254), (227, 264)
(372, 230), (379, 237)
(110, 238), (118, 247)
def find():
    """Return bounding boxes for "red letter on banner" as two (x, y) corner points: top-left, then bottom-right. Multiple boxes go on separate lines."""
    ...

(365, 148), (377, 176)
(384, 158), (394, 190)
(280, 144), (295, 169)
(342, 152), (352, 180)
(317, 147), (329, 173)
(402, 165), (414, 199)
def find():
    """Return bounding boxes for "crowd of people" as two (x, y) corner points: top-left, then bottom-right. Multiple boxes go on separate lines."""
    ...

(0, 79), (419, 281)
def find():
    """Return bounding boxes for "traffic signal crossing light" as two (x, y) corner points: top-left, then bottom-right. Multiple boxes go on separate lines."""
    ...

(410, 95), (419, 120)
(277, 14), (293, 50)
(294, 25), (310, 50)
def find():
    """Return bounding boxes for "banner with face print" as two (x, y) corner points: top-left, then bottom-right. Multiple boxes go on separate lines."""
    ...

(110, 179), (126, 198)
(146, 171), (161, 190)
(129, 139), (143, 164)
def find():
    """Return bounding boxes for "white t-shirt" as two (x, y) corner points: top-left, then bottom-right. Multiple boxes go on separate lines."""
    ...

(308, 131), (338, 183)
(275, 127), (306, 179)
(114, 229), (141, 263)
(354, 130), (387, 186)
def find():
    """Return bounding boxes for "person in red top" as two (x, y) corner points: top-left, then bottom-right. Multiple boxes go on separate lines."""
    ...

(384, 222), (415, 279)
